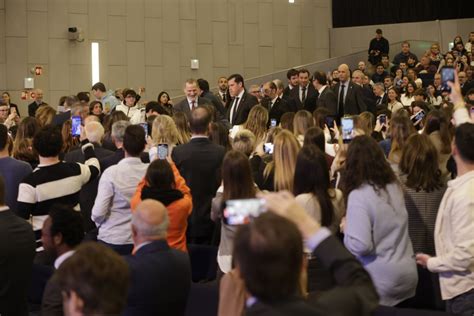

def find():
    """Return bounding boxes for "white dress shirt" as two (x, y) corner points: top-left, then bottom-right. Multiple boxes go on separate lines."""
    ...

(92, 157), (149, 245)
(54, 250), (75, 269)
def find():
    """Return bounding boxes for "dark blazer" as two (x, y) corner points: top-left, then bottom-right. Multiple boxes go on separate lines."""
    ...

(64, 144), (114, 232)
(41, 273), (62, 316)
(289, 84), (318, 113)
(52, 110), (71, 127)
(226, 91), (259, 126)
(28, 101), (43, 117)
(246, 235), (379, 316)
(173, 97), (212, 118)
(99, 148), (150, 172)
(214, 90), (229, 106)
(316, 86), (338, 116)
(171, 138), (225, 239)
(268, 97), (291, 125)
(282, 85), (295, 99)
(123, 240), (191, 316)
(201, 91), (226, 119)
(0, 209), (36, 316)
(332, 81), (367, 116)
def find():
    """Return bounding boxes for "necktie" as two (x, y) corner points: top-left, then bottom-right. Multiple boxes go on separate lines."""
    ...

(301, 86), (307, 103)
(232, 97), (240, 125)
(376, 96), (382, 105)
(338, 84), (345, 118)
(222, 93), (226, 103)
(191, 100), (196, 109)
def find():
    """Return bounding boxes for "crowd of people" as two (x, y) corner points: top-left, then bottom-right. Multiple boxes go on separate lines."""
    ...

(0, 30), (474, 316)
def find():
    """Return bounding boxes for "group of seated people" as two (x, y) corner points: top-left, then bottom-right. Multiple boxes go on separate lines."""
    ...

(0, 33), (473, 316)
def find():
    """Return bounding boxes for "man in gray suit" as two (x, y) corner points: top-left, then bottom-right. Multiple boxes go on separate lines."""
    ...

(173, 79), (212, 118)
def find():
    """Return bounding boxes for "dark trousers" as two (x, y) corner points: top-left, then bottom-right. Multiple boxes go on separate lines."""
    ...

(99, 240), (133, 255)
(446, 288), (474, 315)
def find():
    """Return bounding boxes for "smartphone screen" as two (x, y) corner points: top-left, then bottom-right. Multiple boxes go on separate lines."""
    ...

(264, 142), (274, 154)
(223, 199), (267, 225)
(71, 116), (82, 137)
(325, 116), (335, 128)
(341, 117), (354, 143)
(270, 119), (277, 127)
(157, 144), (169, 160)
(378, 114), (387, 124)
(139, 122), (148, 138)
(441, 67), (455, 92)
(411, 110), (425, 128)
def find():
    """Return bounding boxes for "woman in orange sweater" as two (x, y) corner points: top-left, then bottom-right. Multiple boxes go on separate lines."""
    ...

(131, 159), (192, 252)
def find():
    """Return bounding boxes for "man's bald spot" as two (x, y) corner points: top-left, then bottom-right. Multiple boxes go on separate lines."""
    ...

(135, 199), (167, 228)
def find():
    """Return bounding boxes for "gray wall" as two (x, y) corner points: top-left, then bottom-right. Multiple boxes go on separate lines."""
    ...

(330, 18), (474, 58)
(0, 0), (331, 114)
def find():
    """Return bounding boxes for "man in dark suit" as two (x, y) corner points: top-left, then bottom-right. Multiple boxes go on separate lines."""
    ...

(52, 95), (80, 127)
(40, 205), (84, 316)
(332, 64), (367, 120)
(289, 69), (318, 112)
(373, 82), (388, 110)
(28, 88), (45, 117)
(172, 107), (225, 244)
(313, 71), (338, 116)
(261, 81), (290, 125)
(282, 68), (299, 99)
(197, 78), (228, 123)
(226, 74), (259, 126)
(214, 76), (229, 106)
(123, 200), (191, 316)
(174, 79), (213, 118)
(0, 176), (36, 316)
(65, 121), (114, 232)
(236, 191), (378, 316)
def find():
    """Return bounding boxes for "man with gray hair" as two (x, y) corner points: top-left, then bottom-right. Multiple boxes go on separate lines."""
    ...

(123, 200), (191, 316)
(64, 121), (114, 233)
(373, 82), (387, 107)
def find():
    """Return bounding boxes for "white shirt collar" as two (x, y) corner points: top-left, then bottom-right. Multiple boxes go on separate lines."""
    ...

(271, 96), (279, 104)
(0, 206), (9, 212)
(54, 250), (75, 269)
(317, 85), (327, 94)
(235, 89), (245, 100)
(187, 96), (198, 104)
(133, 241), (152, 254)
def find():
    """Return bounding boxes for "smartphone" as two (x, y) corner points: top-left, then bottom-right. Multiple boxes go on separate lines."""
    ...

(157, 144), (169, 160)
(325, 116), (335, 128)
(378, 114), (387, 124)
(411, 110), (425, 127)
(441, 67), (455, 92)
(341, 117), (354, 143)
(71, 116), (82, 137)
(223, 199), (267, 225)
(139, 122), (148, 138)
(270, 118), (277, 127)
(264, 142), (274, 154)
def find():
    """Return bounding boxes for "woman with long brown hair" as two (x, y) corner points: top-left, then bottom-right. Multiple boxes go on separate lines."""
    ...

(173, 112), (191, 144)
(423, 109), (452, 178)
(35, 105), (56, 128)
(293, 110), (314, 146)
(387, 114), (416, 164)
(241, 105), (268, 153)
(13, 117), (40, 168)
(211, 150), (257, 274)
(341, 135), (417, 306)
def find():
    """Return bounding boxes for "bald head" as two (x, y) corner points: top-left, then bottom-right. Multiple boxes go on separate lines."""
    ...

(132, 200), (169, 241)
(190, 106), (211, 135)
(84, 121), (105, 144)
(338, 64), (350, 82)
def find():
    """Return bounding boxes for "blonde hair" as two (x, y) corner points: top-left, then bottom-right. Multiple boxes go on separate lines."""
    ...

(355, 112), (374, 136)
(264, 130), (300, 191)
(293, 110), (314, 137)
(232, 129), (256, 157)
(243, 105), (268, 142)
(35, 105), (56, 127)
(173, 112), (191, 144)
(152, 115), (181, 145)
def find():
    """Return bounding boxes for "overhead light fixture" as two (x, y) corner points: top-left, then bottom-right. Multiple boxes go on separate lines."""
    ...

(289, 0), (295, 3)
(91, 42), (100, 85)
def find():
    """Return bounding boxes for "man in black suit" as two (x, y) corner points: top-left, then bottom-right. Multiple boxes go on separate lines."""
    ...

(174, 79), (212, 118)
(332, 64), (367, 120)
(52, 95), (79, 127)
(368, 29), (389, 65)
(100, 120), (149, 171)
(313, 71), (338, 116)
(197, 78), (228, 123)
(282, 68), (299, 99)
(40, 205), (85, 316)
(289, 69), (318, 112)
(236, 191), (378, 316)
(65, 121), (114, 232)
(373, 82), (388, 110)
(214, 76), (229, 106)
(123, 200), (191, 316)
(172, 107), (225, 244)
(0, 176), (36, 316)
(226, 74), (259, 126)
(261, 81), (290, 125)
(28, 89), (46, 117)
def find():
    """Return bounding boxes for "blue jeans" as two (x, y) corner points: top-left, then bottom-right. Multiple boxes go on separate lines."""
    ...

(446, 288), (474, 315)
